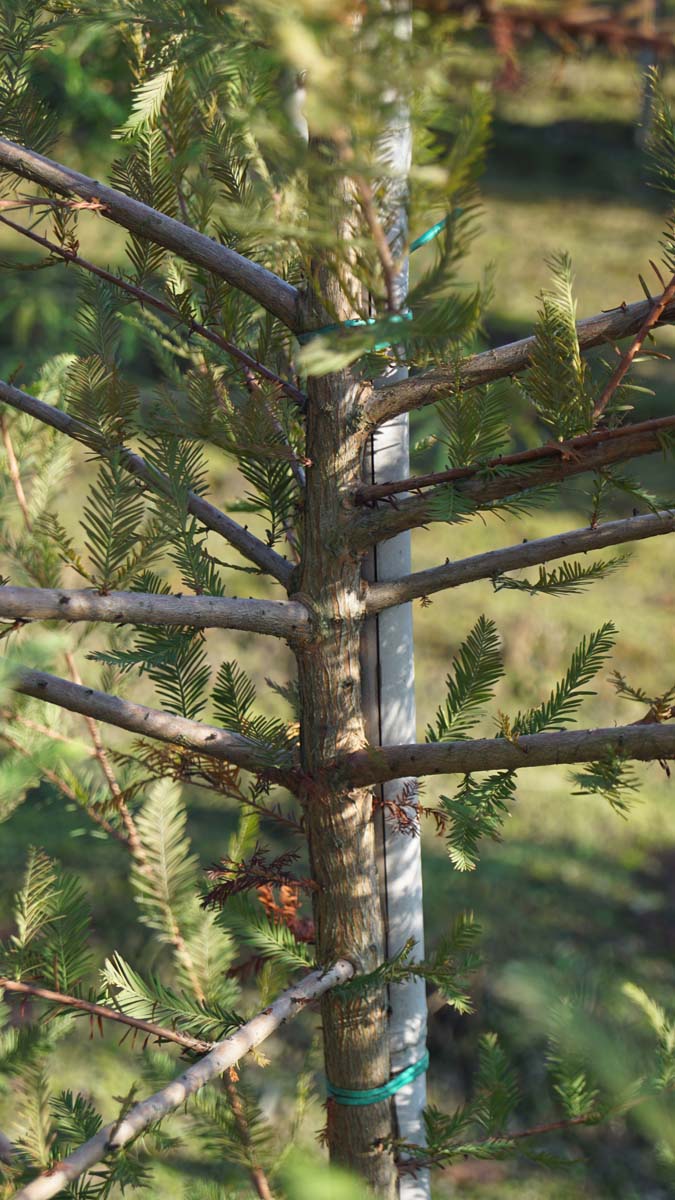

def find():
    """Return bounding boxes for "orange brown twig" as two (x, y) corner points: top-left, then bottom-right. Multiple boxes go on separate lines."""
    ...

(0, 977), (214, 1054)
(594, 272), (675, 420)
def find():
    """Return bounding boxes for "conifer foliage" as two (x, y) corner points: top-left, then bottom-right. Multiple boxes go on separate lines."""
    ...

(0, 2), (675, 1198)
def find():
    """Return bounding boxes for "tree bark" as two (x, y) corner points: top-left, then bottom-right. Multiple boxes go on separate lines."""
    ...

(295, 253), (396, 1191)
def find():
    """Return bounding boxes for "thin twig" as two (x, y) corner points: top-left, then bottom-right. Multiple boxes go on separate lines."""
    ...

(355, 414), (675, 504)
(65, 652), (148, 865)
(594, 272), (675, 420)
(11, 961), (354, 1200)
(0, 413), (32, 528)
(353, 172), (399, 312)
(417, 1), (675, 57)
(354, 418), (675, 545)
(0, 376), (294, 585)
(0, 728), (126, 844)
(0, 211), (306, 408)
(0, 978), (214, 1055)
(0, 137), (300, 329)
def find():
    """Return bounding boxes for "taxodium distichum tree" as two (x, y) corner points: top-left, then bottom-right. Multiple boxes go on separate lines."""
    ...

(1, 3), (675, 1199)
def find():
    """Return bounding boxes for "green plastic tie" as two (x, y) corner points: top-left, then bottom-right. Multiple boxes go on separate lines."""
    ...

(409, 215), (449, 252)
(297, 210), (458, 347)
(326, 1050), (429, 1107)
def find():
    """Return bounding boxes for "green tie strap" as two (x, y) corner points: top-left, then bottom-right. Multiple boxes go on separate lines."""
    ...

(297, 210), (459, 348)
(326, 1050), (429, 1107)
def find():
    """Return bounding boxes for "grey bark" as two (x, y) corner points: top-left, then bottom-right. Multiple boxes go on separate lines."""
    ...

(0, 586), (309, 640)
(365, 510), (675, 612)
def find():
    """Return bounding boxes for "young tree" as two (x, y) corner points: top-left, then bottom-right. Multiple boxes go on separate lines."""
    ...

(1, 2), (675, 1198)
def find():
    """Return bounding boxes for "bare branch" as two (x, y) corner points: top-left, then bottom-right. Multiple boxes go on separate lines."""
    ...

(365, 510), (675, 612)
(341, 723), (675, 788)
(0, 378), (294, 586)
(355, 415), (675, 506)
(0, 211), (306, 408)
(353, 172), (399, 313)
(0, 414), (31, 528)
(353, 418), (675, 546)
(594, 274), (675, 421)
(11, 668), (293, 781)
(0, 978), (214, 1055)
(415, 1), (675, 58)
(366, 294), (675, 427)
(0, 586), (310, 641)
(0, 138), (300, 329)
(11, 961), (354, 1200)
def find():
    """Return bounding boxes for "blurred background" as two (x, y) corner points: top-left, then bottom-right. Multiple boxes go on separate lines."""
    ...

(2, 3), (675, 1197)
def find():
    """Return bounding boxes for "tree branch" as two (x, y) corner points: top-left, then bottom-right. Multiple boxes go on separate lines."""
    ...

(353, 418), (675, 546)
(355, 415), (675, 505)
(11, 961), (354, 1200)
(0, 978), (214, 1055)
(366, 294), (675, 427)
(365, 510), (675, 612)
(415, 1), (675, 58)
(0, 378), (294, 586)
(594, 275), (675, 421)
(0, 138), (300, 330)
(11, 668), (292, 781)
(0, 211), (306, 408)
(340, 722), (675, 787)
(0, 586), (310, 641)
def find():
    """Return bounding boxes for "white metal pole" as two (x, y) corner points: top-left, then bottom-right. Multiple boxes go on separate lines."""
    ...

(362, 4), (430, 1195)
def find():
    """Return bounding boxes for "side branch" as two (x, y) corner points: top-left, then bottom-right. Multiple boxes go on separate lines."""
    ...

(0, 978), (213, 1056)
(367, 294), (675, 427)
(353, 418), (675, 546)
(0, 378), (294, 586)
(355, 415), (675, 505)
(11, 669), (291, 780)
(341, 723), (675, 787)
(365, 510), (675, 612)
(0, 587), (309, 642)
(0, 212), (306, 407)
(0, 138), (300, 329)
(12, 962), (354, 1200)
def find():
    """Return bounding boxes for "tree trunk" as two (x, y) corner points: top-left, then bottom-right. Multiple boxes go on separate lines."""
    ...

(296, 269), (396, 1193)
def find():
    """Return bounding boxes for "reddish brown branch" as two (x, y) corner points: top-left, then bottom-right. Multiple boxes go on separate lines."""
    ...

(353, 173), (399, 313)
(594, 274), (675, 420)
(353, 416), (675, 545)
(417, 1), (675, 58)
(0, 977), (214, 1054)
(355, 414), (675, 505)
